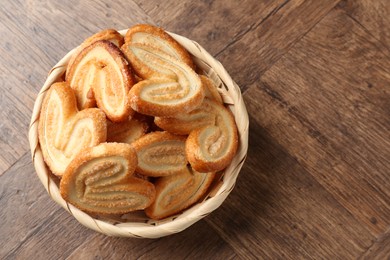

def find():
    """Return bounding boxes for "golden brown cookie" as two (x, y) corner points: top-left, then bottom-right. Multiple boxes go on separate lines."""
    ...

(131, 131), (187, 177)
(67, 29), (124, 75)
(145, 166), (215, 220)
(124, 24), (195, 70)
(185, 99), (238, 172)
(200, 75), (223, 104)
(122, 43), (204, 117)
(66, 40), (135, 122)
(60, 142), (156, 215)
(38, 82), (107, 177)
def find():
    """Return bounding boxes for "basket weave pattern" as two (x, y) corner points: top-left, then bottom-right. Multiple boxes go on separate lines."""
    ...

(28, 30), (249, 238)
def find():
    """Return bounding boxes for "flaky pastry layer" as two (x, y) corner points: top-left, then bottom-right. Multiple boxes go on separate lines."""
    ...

(154, 98), (216, 135)
(38, 82), (107, 176)
(107, 116), (148, 144)
(131, 131), (188, 177)
(66, 40), (135, 122)
(67, 29), (124, 76)
(145, 167), (215, 220)
(60, 143), (156, 215)
(185, 99), (238, 172)
(125, 24), (195, 70)
(122, 43), (204, 117)
(200, 75), (223, 104)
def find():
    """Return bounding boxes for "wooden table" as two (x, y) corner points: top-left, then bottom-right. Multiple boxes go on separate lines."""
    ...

(1, 0), (389, 259)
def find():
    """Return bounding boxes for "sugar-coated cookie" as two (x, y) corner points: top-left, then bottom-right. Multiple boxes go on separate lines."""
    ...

(185, 99), (238, 172)
(66, 40), (135, 122)
(145, 166), (215, 220)
(60, 143), (156, 215)
(131, 131), (187, 177)
(38, 82), (107, 176)
(125, 24), (194, 70)
(67, 29), (124, 75)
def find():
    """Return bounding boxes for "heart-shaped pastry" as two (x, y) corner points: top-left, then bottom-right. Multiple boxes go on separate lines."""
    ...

(38, 82), (107, 177)
(124, 24), (195, 70)
(145, 166), (215, 220)
(66, 40), (135, 122)
(67, 29), (124, 76)
(131, 131), (187, 177)
(185, 99), (239, 172)
(60, 142), (155, 215)
(122, 44), (204, 117)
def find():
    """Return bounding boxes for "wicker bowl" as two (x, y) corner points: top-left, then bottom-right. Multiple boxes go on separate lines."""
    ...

(28, 29), (249, 238)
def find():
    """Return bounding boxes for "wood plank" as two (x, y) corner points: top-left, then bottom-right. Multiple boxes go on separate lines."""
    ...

(205, 117), (373, 259)
(0, 0), (154, 72)
(0, 16), (36, 172)
(0, 153), (95, 259)
(5, 210), (97, 260)
(0, 0), (154, 173)
(359, 229), (390, 259)
(340, 0), (390, 49)
(133, 0), (287, 56)
(255, 8), (390, 235)
(66, 220), (238, 260)
(214, 0), (341, 91)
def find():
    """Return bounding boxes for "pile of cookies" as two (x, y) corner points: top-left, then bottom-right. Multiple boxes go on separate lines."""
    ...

(38, 24), (238, 220)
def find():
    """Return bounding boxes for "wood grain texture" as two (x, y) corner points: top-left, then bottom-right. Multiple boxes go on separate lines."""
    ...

(205, 118), (373, 259)
(1, 0), (154, 69)
(0, 11), (35, 172)
(359, 228), (390, 259)
(67, 221), (237, 260)
(340, 0), (390, 49)
(215, 0), (341, 91)
(0, 154), (95, 259)
(257, 8), (390, 235)
(1, 0), (390, 258)
(133, 0), (287, 56)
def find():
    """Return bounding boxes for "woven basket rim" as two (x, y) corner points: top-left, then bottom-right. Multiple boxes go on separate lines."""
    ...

(28, 28), (249, 238)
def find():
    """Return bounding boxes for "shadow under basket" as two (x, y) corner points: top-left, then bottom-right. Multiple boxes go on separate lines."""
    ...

(28, 29), (249, 238)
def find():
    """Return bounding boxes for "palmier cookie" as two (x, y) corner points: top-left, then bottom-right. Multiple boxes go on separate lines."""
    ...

(60, 143), (156, 215)
(124, 24), (195, 70)
(107, 117), (148, 144)
(145, 166), (215, 220)
(200, 75), (223, 104)
(122, 44), (204, 117)
(185, 99), (239, 173)
(131, 131), (187, 177)
(38, 82), (107, 177)
(67, 29), (124, 76)
(66, 40), (135, 122)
